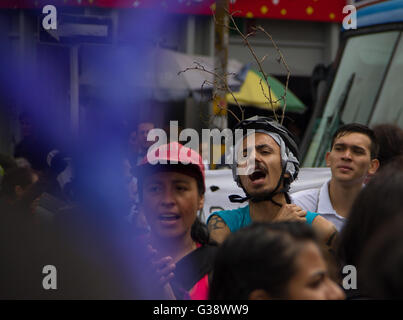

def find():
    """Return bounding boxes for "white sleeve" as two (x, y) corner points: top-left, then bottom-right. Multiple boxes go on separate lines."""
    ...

(290, 189), (319, 212)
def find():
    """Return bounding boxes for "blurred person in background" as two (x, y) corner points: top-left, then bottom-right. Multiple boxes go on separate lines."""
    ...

(0, 153), (17, 172)
(124, 121), (155, 233)
(382, 155), (403, 171)
(127, 120), (155, 168)
(14, 111), (52, 172)
(0, 136), (157, 299)
(0, 167), (47, 299)
(359, 215), (403, 299)
(209, 221), (344, 300)
(0, 166), (39, 215)
(0, 154), (17, 185)
(335, 166), (403, 299)
(372, 123), (403, 170)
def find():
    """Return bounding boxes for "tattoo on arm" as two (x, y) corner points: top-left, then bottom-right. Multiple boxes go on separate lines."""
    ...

(208, 215), (228, 231)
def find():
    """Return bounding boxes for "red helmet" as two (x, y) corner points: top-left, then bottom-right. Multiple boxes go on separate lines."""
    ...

(138, 141), (205, 194)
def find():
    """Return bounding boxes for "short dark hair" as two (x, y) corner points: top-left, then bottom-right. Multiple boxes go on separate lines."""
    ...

(330, 123), (379, 159)
(209, 221), (318, 300)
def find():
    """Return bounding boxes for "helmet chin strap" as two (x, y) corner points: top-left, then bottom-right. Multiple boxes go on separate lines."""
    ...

(229, 163), (291, 206)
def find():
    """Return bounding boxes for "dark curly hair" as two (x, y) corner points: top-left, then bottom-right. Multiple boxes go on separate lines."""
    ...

(209, 221), (318, 300)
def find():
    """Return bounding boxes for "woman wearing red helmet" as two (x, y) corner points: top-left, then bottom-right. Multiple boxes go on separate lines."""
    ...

(137, 141), (217, 300)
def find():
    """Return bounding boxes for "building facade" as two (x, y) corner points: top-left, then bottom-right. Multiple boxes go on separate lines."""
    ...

(0, 0), (347, 154)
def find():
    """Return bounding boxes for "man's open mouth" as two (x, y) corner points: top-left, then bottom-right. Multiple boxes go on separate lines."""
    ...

(249, 169), (267, 182)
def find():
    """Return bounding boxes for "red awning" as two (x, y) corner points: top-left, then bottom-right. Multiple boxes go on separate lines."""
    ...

(0, 0), (347, 22)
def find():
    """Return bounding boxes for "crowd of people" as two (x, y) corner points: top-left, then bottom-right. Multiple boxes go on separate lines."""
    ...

(1, 111), (403, 300)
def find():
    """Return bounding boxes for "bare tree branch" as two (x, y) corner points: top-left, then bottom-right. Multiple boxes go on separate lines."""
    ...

(179, 8), (292, 126)
(224, 12), (279, 122)
(178, 62), (243, 123)
(255, 25), (291, 125)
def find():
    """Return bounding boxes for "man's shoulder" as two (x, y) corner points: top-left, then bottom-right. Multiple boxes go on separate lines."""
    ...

(291, 187), (321, 211)
(206, 205), (249, 227)
(210, 205), (249, 218)
(292, 187), (321, 199)
(207, 205), (250, 234)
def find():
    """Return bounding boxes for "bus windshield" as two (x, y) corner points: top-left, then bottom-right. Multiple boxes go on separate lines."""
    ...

(303, 30), (402, 167)
(370, 32), (403, 127)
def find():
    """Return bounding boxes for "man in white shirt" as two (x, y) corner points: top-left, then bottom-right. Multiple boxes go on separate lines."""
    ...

(292, 123), (380, 231)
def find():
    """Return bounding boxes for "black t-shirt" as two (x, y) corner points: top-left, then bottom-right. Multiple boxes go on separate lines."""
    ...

(171, 244), (218, 299)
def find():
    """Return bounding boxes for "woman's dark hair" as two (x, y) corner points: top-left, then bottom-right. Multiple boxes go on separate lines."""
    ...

(209, 221), (318, 300)
(189, 173), (213, 246)
(358, 215), (403, 299)
(372, 124), (403, 168)
(191, 216), (214, 246)
(336, 167), (403, 269)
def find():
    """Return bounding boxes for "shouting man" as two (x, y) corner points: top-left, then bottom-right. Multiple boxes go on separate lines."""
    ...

(207, 116), (337, 247)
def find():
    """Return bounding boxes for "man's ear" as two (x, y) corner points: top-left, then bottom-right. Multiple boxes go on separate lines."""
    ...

(325, 152), (331, 167)
(284, 172), (290, 179)
(248, 289), (271, 300)
(368, 158), (380, 175)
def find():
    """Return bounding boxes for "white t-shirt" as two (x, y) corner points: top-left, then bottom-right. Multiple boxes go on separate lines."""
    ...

(291, 180), (346, 231)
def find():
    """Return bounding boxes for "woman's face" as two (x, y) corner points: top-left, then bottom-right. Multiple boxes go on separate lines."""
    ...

(142, 171), (204, 240)
(286, 241), (345, 300)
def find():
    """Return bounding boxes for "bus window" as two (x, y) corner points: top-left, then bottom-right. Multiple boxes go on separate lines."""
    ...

(303, 31), (399, 167)
(370, 33), (403, 128)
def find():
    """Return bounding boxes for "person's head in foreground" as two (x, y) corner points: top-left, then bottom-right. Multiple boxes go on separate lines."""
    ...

(359, 215), (403, 299)
(336, 166), (403, 269)
(209, 221), (345, 300)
